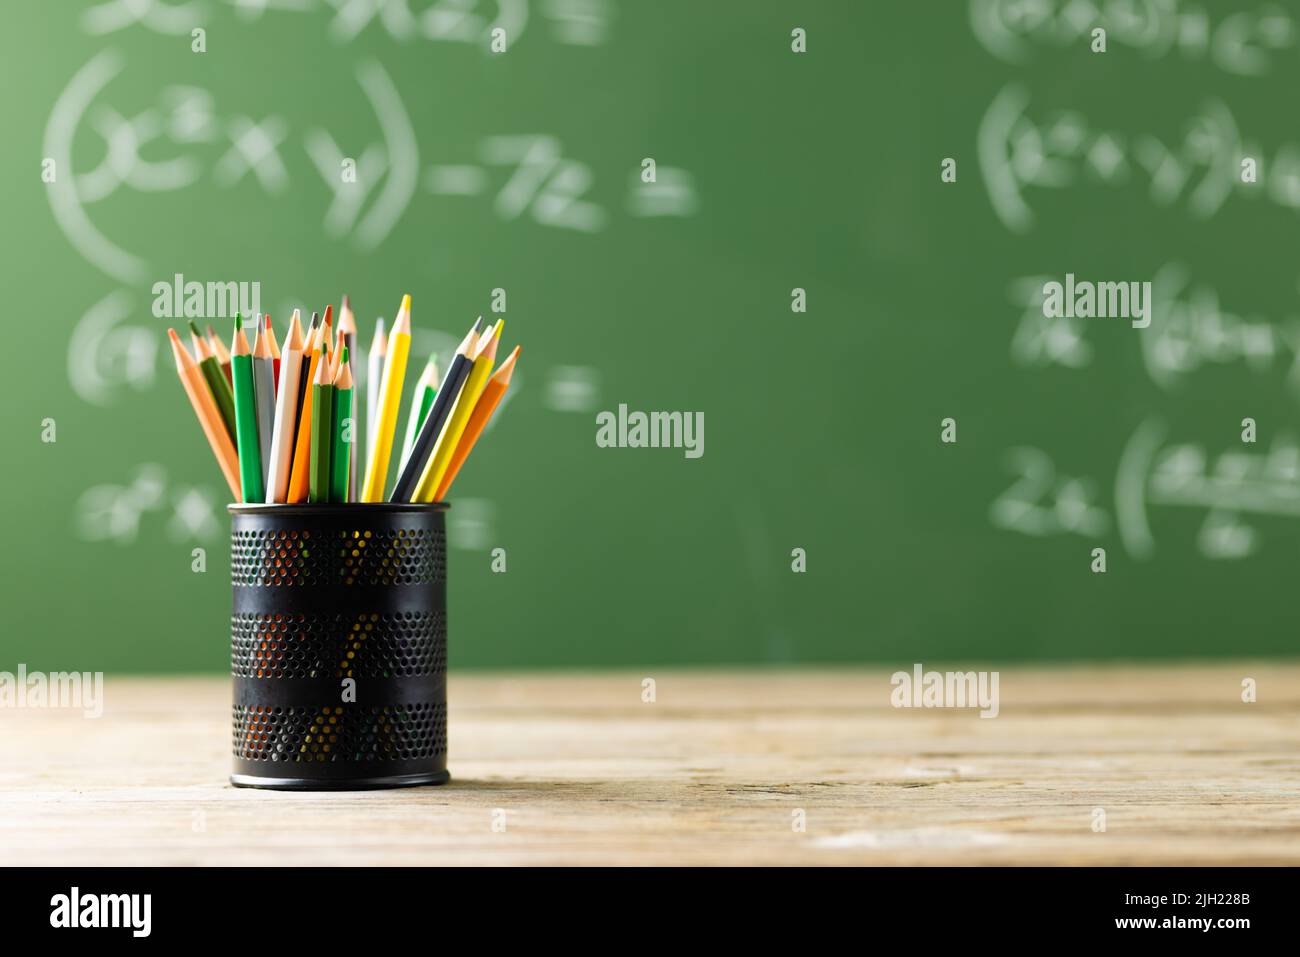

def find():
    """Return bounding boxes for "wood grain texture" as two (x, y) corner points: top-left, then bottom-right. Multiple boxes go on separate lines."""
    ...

(1, 665), (1297, 865)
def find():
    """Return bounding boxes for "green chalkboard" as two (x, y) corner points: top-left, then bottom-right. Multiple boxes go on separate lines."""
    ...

(5, 1), (1300, 673)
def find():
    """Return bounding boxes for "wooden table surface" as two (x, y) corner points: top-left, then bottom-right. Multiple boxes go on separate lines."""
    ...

(2, 664), (1298, 865)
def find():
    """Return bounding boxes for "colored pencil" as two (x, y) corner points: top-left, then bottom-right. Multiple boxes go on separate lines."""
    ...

(230, 317), (264, 503)
(309, 342), (335, 504)
(207, 324), (233, 386)
(390, 317), (481, 502)
(361, 298), (412, 501)
(435, 345), (520, 501)
(167, 328), (240, 499)
(331, 348), (354, 504)
(338, 298), (358, 501)
(252, 316), (276, 491)
(287, 315), (326, 504)
(265, 312), (305, 503)
(188, 320), (237, 441)
(398, 351), (439, 475)
(265, 313), (281, 391)
(365, 317), (387, 457)
(320, 304), (334, 374)
(414, 320), (502, 503)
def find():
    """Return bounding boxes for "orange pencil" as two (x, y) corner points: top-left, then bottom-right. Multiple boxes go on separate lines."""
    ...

(433, 346), (520, 500)
(168, 328), (240, 499)
(286, 325), (327, 503)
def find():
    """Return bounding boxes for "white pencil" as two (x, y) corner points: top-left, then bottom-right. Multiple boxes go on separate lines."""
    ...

(366, 317), (387, 461)
(265, 311), (305, 503)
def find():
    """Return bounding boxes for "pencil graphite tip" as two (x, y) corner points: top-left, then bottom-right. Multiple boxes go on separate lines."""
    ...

(401, 293), (411, 314)
(187, 319), (202, 338)
(323, 304), (333, 326)
(471, 316), (484, 334)
(234, 315), (243, 331)
(340, 345), (349, 365)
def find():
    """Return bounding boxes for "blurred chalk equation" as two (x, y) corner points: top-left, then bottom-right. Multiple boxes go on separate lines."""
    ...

(990, 418), (1300, 561)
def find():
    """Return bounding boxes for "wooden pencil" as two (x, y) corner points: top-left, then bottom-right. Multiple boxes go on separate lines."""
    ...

(398, 352), (439, 475)
(435, 345), (520, 501)
(230, 316), (264, 503)
(361, 297), (412, 502)
(331, 348), (355, 504)
(207, 324), (233, 387)
(309, 342), (335, 504)
(338, 297), (358, 501)
(287, 315), (325, 504)
(167, 328), (240, 499)
(252, 317), (276, 492)
(265, 312), (305, 503)
(414, 320), (502, 503)
(265, 313), (281, 391)
(365, 317), (387, 463)
(390, 317), (481, 502)
(188, 320), (237, 441)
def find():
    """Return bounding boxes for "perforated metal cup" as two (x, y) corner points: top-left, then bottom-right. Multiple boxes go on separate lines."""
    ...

(228, 503), (450, 790)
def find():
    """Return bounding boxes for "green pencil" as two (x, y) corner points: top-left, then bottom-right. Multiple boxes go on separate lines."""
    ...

(398, 352), (439, 474)
(331, 348), (355, 504)
(229, 317), (264, 503)
(309, 341), (335, 503)
(188, 320), (237, 441)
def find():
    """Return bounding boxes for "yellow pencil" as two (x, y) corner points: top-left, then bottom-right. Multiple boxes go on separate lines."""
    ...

(414, 320), (502, 502)
(361, 295), (412, 501)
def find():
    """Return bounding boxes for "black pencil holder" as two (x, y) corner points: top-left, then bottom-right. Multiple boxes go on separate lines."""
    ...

(227, 503), (450, 790)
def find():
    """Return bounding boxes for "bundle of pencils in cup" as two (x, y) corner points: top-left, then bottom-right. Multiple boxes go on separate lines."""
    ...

(166, 295), (521, 505)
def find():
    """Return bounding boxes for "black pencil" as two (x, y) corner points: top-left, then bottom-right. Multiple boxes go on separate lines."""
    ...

(389, 318), (482, 502)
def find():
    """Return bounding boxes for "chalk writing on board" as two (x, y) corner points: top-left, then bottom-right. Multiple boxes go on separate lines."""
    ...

(84, 0), (613, 49)
(69, 290), (159, 406)
(545, 365), (600, 412)
(969, 0), (1293, 76)
(448, 498), (496, 550)
(991, 420), (1300, 560)
(977, 84), (1300, 233)
(76, 465), (220, 544)
(1007, 266), (1300, 395)
(45, 54), (697, 281)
